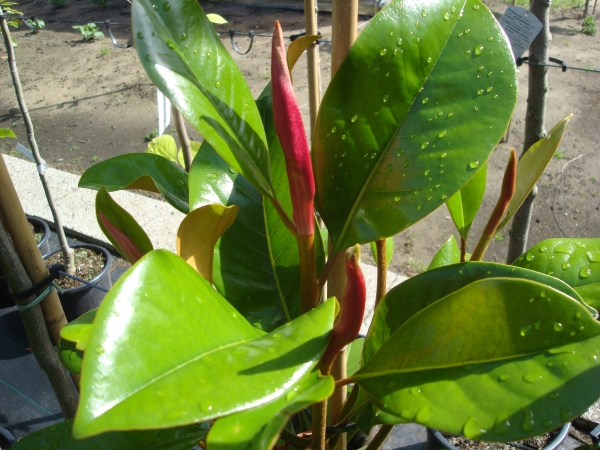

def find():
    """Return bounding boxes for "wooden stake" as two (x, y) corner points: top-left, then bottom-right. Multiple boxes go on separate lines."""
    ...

(0, 154), (67, 344)
(304, 0), (320, 134)
(0, 221), (78, 418)
(327, 2), (359, 449)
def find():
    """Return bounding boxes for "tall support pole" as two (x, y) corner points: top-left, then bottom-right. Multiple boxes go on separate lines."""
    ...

(0, 155), (68, 343)
(304, 0), (320, 134)
(328, 2), (359, 450)
(0, 221), (78, 418)
(506, 0), (551, 263)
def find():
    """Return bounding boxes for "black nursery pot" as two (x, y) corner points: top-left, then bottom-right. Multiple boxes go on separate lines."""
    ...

(43, 243), (112, 321)
(0, 426), (16, 449)
(26, 215), (50, 255)
(426, 423), (570, 450)
(0, 216), (51, 308)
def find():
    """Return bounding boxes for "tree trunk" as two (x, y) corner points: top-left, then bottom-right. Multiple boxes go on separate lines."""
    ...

(0, 222), (78, 418)
(506, 0), (551, 264)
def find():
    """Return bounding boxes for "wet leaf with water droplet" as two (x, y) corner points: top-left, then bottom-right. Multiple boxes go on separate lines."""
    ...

(512, 238), (600, 311)
(313, 0), (517, 251)
(132, 0), (275, 198)
(357, 271), (600, 442)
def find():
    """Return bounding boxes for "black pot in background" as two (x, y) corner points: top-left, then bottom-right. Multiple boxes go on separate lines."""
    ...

(0, 216), (51, 308)
(426, 423), (571, 450)
(0, 426), (16, 448)
(26, 215), (50, 255)
(43, 243), (112, 321)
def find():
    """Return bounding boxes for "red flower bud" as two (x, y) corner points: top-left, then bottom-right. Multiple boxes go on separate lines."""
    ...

(319, 246), (367, 374)
(271, 20), (315, 236)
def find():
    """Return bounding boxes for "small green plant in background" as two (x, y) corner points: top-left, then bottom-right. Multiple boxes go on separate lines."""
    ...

(582, 15), (597, 36)
(49, 0), (66, 8)
(554, 150), (564, 159)
(98, 46), (109, 57)
(72, 23), (104, 41)
(143, 128), (159, 142)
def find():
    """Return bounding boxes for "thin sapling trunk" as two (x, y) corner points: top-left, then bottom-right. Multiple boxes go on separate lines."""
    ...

(506, 0), (550, 263)
(0, 17), (75, 274)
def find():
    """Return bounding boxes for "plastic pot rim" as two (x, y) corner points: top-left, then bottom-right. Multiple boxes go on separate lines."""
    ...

(427, 423), (570, 450)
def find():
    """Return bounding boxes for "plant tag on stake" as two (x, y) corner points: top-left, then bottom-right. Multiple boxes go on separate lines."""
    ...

(15, 142), (47, 173)
(499, 6), (543, 59)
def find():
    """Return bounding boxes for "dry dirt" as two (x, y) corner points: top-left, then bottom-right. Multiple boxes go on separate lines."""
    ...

(1, 0), (599, 275)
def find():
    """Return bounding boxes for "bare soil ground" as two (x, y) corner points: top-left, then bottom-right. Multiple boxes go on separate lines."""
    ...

(1, 0), (599, 275)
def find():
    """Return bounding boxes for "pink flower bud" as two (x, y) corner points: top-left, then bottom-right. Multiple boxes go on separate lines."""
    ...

(271, 20), (315, 236)
(320, 246), (367, 374)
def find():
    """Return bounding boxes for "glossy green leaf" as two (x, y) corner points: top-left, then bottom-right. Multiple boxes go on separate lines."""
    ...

(145, 134), (201, 167)
(364, 262), (593, 364)
(428, 235), (460, 270)
(12, 419), (208, 450)
(96, 188), (153, 264)
(355, 261), (591, 432)
(512, 238), (600, 310)
(58, 338), (84, 374)
(446, 162), (487, 240)
(370, 239), (394, 270)
(0, 128), (17, 139)
(74, 250), (334, 438)
(132, 0), (274, 198)
(79, 154), (189, 213)
(346, 337), (365, 377)
(575, 283), (600, 309)
(60, 309), (96, 351)
(313, 0), (517, 251)
(188, 87), (324, 332)
(497, 116), (570, 232)
(207, 370), (333, 450)
(356, 278), (600, 442)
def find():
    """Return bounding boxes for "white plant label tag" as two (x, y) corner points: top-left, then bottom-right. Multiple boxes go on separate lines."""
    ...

(499, 6), (543, 59)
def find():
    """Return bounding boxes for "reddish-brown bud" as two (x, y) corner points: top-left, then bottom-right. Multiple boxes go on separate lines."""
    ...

(319, 246), (367, 374)
(271, 20), (315, 236)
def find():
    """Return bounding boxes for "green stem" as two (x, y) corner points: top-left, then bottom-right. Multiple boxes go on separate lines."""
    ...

(334, 384), (359, 427)
(280, 428), (311, 449)
(298, 233), (318, 313)
(311, 400), (327, 450)
(317, 250), (341, 296)
(365, 425), (394, 450)
(375, 239), (387, 308)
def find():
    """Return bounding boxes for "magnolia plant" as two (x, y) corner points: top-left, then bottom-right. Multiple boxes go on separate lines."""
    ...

(12, 0), (600, 448)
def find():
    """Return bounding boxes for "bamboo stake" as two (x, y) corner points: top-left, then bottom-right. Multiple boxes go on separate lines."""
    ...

(0, 221), (78, 418)
(1, 16), (75, 275)
(304, 0), (320, 134)
(324, 2), (359, 450)
(0, 154), (67, 344)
